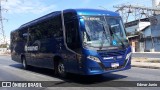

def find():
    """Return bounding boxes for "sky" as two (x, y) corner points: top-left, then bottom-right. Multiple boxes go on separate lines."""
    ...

(1, 0), (152, 43)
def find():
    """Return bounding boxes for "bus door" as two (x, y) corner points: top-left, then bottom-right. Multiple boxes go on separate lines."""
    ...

(63, 13), (81, 73)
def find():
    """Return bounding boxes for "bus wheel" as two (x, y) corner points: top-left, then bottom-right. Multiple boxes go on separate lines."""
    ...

(22, 57), (28, 70)
(57, 61), (67, 78)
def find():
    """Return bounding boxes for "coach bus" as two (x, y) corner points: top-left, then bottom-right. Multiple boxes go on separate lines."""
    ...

(10, 9), (132, 77)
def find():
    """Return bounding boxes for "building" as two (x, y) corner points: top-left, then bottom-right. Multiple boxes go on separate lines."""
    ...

(0, 48), (7, 54)
(125, 18), (151, 52)
(150, 15), (160, 52)
(141, 26), (153, 52)
(125, 18), (150, 35)
(126, 15), (160, 52)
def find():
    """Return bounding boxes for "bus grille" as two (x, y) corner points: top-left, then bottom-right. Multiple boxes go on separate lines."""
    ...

(98, 50), (126, 57)
(105, 65), (124, 71)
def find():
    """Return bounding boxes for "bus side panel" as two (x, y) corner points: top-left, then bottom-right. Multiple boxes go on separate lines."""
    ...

(24, 13), (63, 69)
(11, 30), (27, 63)
(61, 50), (80, 74)
(11, 41), (26, 63)
(32, 38), (59, 69)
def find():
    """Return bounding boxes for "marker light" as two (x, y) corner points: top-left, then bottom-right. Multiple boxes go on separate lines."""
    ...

(87, 56), (101, 63)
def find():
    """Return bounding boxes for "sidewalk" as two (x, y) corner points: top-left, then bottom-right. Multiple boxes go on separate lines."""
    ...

(131, 58), (160, 69)
(0, 53), (11, 56)
(132, 61), (160, 69)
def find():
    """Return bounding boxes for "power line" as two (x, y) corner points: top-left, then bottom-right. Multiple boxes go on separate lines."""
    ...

(113, 4), (160, 23)
(0, 0), (7, 44)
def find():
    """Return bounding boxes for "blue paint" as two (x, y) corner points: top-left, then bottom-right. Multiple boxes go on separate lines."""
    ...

(11, 8), (131, 76)
(112, 40), (117, 46)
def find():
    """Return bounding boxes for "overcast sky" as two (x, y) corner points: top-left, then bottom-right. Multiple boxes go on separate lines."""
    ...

(1, 0), (152, 42)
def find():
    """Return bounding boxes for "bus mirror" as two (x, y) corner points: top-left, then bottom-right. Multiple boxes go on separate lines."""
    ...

(80, 18), (85, 31)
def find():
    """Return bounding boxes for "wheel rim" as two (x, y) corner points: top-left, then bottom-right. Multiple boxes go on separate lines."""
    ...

(58, 63), (65, 74)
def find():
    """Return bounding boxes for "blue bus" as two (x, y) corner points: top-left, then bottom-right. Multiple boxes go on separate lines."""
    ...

(10, 9), (132, 77)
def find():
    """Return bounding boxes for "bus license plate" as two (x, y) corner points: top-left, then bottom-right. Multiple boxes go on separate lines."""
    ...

(111, 63), (119, 68)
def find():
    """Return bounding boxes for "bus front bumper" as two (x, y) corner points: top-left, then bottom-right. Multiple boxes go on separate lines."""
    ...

(79, 59), (131, 75)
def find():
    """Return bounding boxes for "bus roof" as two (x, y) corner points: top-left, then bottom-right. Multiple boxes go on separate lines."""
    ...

(74, 9), (119, 16)
(19, 11), (61, 29)
(12, 9), (119, 32)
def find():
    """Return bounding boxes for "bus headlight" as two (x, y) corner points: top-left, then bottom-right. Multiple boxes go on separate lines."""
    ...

(126, 52), (132, 60)
(87, 56), (101, 63)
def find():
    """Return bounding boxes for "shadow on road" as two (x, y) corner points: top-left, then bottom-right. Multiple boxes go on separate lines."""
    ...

(9, 64), (128, 86)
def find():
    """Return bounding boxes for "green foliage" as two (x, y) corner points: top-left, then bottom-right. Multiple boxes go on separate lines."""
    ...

(0, 44), (7, 48)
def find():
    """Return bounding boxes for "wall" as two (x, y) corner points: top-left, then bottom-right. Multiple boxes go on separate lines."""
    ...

(138, 22), (150, 31)
(126, 25), (138, 34)
(126, 22), (150, 34)
(0, 48), (7, 54)
(143, 27), (151, 37)
(150, 15), (160, 51)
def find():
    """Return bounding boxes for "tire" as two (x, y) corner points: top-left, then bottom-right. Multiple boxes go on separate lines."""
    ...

(56, 60), (67, 78)
(22, 57), (29, 70)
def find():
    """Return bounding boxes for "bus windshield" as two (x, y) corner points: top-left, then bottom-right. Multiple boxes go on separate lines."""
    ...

(82, 16), (128, 50)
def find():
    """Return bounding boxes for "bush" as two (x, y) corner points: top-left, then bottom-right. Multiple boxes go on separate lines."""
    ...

(0, 44), (7, 48)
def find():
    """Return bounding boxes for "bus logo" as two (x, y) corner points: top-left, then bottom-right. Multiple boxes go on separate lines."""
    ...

(103, 57), (114, 60)
(25, 46), (38, 51)
(112, 40), (117, 45)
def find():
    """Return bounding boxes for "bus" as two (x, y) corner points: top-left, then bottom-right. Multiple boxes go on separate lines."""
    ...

(10, 9), (132, 77)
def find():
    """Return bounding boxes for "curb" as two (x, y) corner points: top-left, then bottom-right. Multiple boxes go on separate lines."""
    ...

(131, 65), (160, 69)
(132, 52), (160, 54)
(132, 57), (160, 60)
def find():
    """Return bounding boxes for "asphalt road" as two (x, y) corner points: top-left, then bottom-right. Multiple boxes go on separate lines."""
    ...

(132, 53), (160, 58)
(0, 55), (160, 90)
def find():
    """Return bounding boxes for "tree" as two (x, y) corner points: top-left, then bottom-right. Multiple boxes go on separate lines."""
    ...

(0, 44), (7, 48)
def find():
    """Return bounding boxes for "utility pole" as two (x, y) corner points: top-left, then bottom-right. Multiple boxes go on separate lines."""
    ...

(114, 0), (160, 52)
(0, 0), (7, 44)
(113, 4), (160, 23)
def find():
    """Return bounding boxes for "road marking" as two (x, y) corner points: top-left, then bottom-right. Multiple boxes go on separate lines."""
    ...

(0, 64), (62, 81)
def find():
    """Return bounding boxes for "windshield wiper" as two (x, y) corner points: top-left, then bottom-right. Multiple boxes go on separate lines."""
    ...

(99, 23), (110, 50)
(99, 31), (105, 50)
(108, 25), (125, 48)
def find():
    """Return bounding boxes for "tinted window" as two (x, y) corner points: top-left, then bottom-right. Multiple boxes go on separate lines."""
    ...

(11, 28), (28, 43)
(19, 28), (28, 42)
(11, 31), (18, 43)
(64, 12), (81, 52)
(29, 14), (63, 41)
